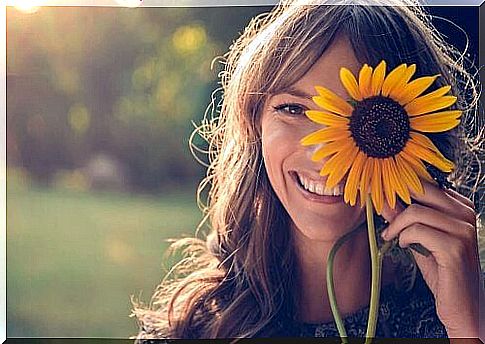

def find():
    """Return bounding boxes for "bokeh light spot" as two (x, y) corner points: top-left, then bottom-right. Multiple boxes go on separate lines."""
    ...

(55, 67), (81, 96)
(172, 24), (207, 55)
(105, 238), (135, 265)
(68, 103), (91, 135)
(14, 0), (41, 14)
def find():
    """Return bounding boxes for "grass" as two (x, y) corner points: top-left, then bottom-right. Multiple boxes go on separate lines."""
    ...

(7, 182), (203, 338)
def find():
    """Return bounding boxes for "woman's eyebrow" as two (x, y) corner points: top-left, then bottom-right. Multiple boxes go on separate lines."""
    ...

(276, 86), (354, 103)
(273, 87), (315, 100)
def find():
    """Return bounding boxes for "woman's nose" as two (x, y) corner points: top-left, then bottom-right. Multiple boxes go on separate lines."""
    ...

(305, 142), (324, 161)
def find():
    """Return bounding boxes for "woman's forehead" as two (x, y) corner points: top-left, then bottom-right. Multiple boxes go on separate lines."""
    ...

(291, 36), (362, 99)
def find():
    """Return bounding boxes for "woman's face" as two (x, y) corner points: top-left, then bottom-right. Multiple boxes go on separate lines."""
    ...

(261, 37), (366, 242)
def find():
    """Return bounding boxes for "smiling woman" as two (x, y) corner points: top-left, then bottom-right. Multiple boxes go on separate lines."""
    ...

(261, 37), (367, 243)
(132, 0), (484, 340)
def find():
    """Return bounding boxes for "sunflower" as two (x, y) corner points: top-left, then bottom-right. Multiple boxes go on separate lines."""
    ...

(301, 61), (461, 214)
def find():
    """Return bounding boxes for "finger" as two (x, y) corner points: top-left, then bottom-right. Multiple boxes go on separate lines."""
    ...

(398, 223), (469, 265)
(443, 189), (477, 224)
(381, 203), (476, 241)
(401, 224), (482, 282)
(410, 181), (476, 224)
(444, 188), (476, 211)
(399, 228), (438, 280)
(380, 199), (406, 223)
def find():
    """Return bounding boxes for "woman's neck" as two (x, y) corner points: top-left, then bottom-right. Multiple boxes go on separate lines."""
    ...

(293, 223), (374, 324)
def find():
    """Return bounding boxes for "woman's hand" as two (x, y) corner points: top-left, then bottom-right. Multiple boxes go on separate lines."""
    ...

(380, 181), (484, 339)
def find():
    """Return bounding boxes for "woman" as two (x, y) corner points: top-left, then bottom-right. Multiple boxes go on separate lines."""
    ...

(132, 0), (484, 340)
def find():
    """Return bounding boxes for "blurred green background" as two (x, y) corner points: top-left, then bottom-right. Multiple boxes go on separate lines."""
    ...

(6, 5), (269, 338)
(6, 4), (484, 339)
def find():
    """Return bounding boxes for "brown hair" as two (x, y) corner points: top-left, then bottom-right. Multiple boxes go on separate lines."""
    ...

(132, 0), (483, 340)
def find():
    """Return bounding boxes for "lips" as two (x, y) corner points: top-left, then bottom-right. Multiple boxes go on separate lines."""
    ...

(290, 171), (345, 204)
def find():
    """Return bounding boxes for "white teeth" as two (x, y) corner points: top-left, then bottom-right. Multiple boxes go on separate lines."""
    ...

(297, 172), (343, 196)
(316, 184), (324, 195)
(308, 182), (315, 193)
(333, 186), (339, 196)
(298, 174), (304, 187)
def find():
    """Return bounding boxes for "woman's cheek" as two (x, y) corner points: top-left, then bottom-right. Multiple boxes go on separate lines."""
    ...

(261, 120), (300, 199)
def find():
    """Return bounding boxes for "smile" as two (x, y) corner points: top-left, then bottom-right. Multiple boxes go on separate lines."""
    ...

(295, 172), (343, 196)
(290, 171), (345, 204)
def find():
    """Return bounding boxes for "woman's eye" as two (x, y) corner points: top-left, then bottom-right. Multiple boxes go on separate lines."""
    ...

(273, 103), (307, 116)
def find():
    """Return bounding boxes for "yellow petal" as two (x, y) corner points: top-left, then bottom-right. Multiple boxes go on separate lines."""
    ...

(359, 156), (373, 208)
(325, 145), (359, 188)
(344, 151), (366, 206)
(409, 132), (446, 159)
(410, 111), (461, 132)
(311, 139), (352, 162)
(358, 64), (373, 99)
(305, 110), (349, 126)
(314, 86), (354, 117)
(319, 141), (355, 177)
(398, 150), (435, 184)
(404, 140), (454, 172)
(389, 157), (411, 205)
(371, 60), (386, 96)
(395, 154), (424, 196)
(381, 158), (396, 209)
(405, 96), (457, 116)
(381, 63), (407, 97)
(401, 85), (451, 107)
(390, 64), (416, 100)
(411, 120), (460, 133)
(371, 159), (384, 214)
(301, 127), (351, 146)
(398, 75), (439, 106)
(340, 67), (362, 101)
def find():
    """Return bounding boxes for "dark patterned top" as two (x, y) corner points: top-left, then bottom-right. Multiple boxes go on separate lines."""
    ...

(295, 269), (447, 338)
(135, 269), (485, 341)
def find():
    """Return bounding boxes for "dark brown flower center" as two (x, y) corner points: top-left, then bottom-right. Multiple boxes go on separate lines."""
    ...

(349, 96), (410, 158)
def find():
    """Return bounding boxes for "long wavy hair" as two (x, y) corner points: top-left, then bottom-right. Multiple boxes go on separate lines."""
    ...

(132, 0), (483, 339)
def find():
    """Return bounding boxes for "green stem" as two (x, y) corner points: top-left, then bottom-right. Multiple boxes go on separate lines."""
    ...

(365, 197), (383, 344)
(326, 223), (364, 344)
(380, 240), (393, 256)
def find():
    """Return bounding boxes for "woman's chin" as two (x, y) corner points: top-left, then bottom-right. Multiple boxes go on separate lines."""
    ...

(290, 216), (366, 243)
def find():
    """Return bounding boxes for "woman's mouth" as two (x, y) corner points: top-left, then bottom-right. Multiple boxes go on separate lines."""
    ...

(290, 171), (344, 204)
